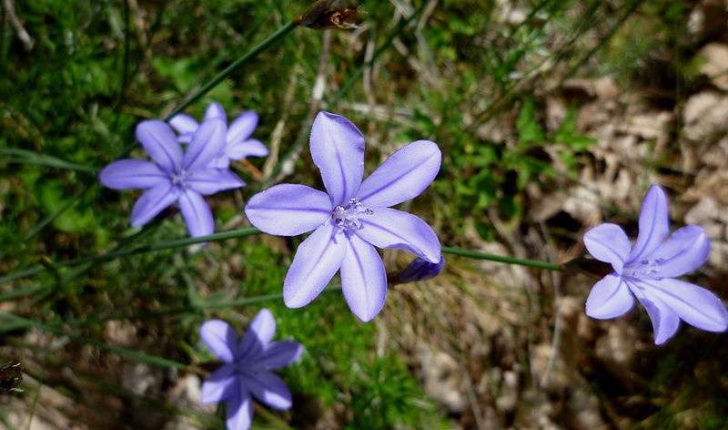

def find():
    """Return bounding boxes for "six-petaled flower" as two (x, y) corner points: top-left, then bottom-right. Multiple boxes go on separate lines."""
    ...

(99, 119), (245, 238)
(245, 111), (442, 322)
(583, 184), (728, 344)
(200, 309), (303, 430)
(170, 102), (268, 169)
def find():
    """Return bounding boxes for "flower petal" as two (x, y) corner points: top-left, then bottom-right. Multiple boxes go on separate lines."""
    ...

(211, 156), (231, 170)
(130, 182), (179, 227)
(585, 274), (634, 319)
(200, 319), (237, 363)
(357, 140), (441, 208)
(187, 168), (245, 195)
(284, 223), (347, 308)
(357, 207), (441, 263)
(243, 371), (292, 410)
(258, 341), (303, 370)
(310, 111), (365, 206)
(204, 102), (226, 121)
(169, 113), (199, 140)
(629, 184), (670, 262)
(178, 133), (194, 144)
(249, 308), (276, 343)
(583, 223), (631, 273)
(226, 139), (268, 161)
(646, 226), (711, 278)
(226, 388), (253, 430)
(340, 235), (388, 322)
(135, 120), (183, 172)
(633, 291), (680, 345)
(99, 159), (167, 190)
(228, 111), (259, 145)
(640, 278), (728, 333)
(179, 190), (214, 238)
(183, 118), (227, 171)
(238, 308), (276, 362)
(200, 365), (237, 404)
(245, 184), (331, 236)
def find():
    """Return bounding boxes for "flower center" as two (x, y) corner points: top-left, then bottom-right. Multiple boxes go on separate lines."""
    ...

(170, 168), (191, 188)
(624, 258), (665, 280)
(331, 198), (372, 234)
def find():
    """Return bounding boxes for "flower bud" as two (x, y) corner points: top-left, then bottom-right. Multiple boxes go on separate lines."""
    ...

(394, 255), (445, 284)
(296, 0), (363, 30)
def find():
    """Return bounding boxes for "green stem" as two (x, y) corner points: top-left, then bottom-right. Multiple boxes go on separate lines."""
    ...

(330, 2), (427, 105)
(24, 188), (86, 241)
(0, 228), (262, 285)
(4, 232), (561, 289)
(0, 284), (49, 301)
(163, 21), (298, 121)
(59, 292), (286, 329)
(442, 246), (561, 271)
(266, 3), (427, 184)
(0, 148), (98, 173)
(0, 311), (185, 369)
(559, 0), (644, 85)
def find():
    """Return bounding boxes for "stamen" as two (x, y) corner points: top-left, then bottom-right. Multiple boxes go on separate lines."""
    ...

(625, 258), (665, 280)
(170, 168), (190, 187)
(331, 198), (373, 233)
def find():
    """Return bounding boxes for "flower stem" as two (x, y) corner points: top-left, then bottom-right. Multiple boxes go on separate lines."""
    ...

(163, 21), (298, 121)
(0, 228), (262, 285)
(442, 246), (562, 271)
(266, 3), (427, 184)
(2, 231), (563, 286)
(0, 310), (186, 369)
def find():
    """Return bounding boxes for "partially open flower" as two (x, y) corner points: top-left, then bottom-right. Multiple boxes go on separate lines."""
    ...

(169, 102), (268, 169)
(391, 255), (445, 284)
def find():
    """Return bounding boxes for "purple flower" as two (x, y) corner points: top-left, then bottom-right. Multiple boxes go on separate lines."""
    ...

(99, 119), (244, 237)
(170, 102), (268, 169)
(245, 112), (441, 322)
(394, 255), (445, 284)
(583, 184), (728, 344)
(200, 309), (303, 430)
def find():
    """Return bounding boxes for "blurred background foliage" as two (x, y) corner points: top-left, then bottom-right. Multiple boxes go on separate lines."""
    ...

(2, 0), (727, 429)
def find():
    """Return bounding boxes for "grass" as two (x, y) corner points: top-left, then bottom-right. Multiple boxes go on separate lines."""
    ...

(2, 0), (727, 428)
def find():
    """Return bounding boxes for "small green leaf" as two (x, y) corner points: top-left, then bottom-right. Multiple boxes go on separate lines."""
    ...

(516, 98), (545, 145)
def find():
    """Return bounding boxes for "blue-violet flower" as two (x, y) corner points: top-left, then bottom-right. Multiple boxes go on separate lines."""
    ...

(395, 255), (445, 284)
(170, 102), (268, 169)
(583, 184), (728, 344)
(99, 119), (244, 237)
(244, 111), (442, 322)
(200, 309), (303, 430)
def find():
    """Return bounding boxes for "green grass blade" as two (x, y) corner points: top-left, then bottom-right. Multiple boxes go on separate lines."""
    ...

(442, 246), (562, 271)
(0, 228), (262, 285)
(0, 311), (185, 369)
(163, 21), (298, 121)
(0, 148), (99, 173)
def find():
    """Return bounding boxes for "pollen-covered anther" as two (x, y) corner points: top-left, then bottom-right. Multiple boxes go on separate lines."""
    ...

(332, 198), (372, 232)
(170, 169), (190, 187)
(625, 258), (666, 279)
